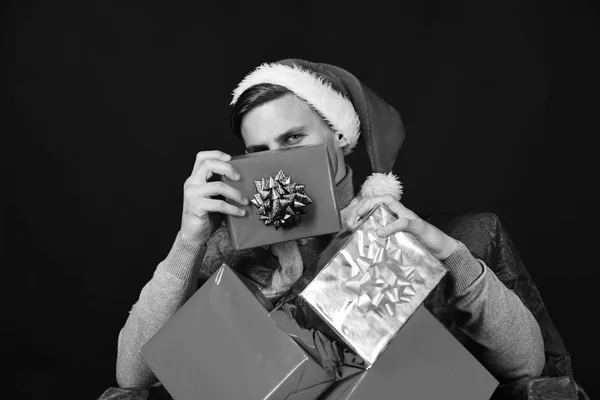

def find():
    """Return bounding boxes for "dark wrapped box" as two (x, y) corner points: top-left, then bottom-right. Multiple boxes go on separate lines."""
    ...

(319, 306), (499, 400)
(142, 264), (334, 400)
(222, 144), (342, 250)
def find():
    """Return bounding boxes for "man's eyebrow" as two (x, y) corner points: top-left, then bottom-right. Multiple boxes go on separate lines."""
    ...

(277, 126), (306, 139)
(245, 126), (306, 153)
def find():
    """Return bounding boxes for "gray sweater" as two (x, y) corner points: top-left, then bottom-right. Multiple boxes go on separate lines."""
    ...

(116, 174), (545, 389)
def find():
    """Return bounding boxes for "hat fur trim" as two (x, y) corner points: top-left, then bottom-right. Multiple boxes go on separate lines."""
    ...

(231, 63), (361, 154)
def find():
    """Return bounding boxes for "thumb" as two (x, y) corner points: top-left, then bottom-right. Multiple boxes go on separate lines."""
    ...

(377, 217), (411, 237)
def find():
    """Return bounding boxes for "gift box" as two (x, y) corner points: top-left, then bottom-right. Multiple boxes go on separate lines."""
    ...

(221, 144), (342, 250)
(319, 305), (499, 400)
(142, 264), (334, 400)
(271, 203), (448, 370)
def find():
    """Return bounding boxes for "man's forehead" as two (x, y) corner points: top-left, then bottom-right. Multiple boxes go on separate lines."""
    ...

(241, 97), (319, 142)
(247, 94), (313, 121)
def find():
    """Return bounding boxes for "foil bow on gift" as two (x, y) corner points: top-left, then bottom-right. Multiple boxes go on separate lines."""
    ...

(338, 229), (423, 318)
(250, 170), (313, 230)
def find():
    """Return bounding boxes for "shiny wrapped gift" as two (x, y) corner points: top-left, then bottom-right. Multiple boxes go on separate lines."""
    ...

(273, 203), (448, 369)
(142, 264), (334, 400)
(221, 144), (342, 250)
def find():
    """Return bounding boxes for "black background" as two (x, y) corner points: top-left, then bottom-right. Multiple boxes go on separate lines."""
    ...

(5, 1), (598, 399)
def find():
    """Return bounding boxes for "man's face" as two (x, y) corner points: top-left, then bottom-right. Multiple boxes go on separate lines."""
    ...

(240, 93), (348, 183)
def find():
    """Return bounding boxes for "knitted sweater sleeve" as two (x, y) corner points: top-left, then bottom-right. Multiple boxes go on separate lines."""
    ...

(443, 241), (545, 383)
(116, 232), (208, 388)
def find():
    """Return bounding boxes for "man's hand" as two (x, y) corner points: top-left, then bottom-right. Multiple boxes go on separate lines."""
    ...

(347, 195), (459, 260)
(180, 151), (249, 246)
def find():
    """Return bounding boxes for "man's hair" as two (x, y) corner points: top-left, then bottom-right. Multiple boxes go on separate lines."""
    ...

(230, 83), (292, 137)
(230, 83), (338, 138)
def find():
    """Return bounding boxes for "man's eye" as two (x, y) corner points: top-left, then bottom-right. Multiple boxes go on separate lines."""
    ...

(285, 134), (303, 144)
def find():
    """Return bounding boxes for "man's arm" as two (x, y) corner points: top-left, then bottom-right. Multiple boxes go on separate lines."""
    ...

(115, 149), (247, 388)
(443, 242), (545, 383)
(116, 232), (208, 388)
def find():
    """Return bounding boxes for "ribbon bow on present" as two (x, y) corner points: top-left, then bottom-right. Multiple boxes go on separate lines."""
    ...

(338, 217), (423, 318)
(250, 170), (313, 230)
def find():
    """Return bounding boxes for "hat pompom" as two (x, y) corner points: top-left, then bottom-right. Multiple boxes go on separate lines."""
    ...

(359, 172), (403, 201)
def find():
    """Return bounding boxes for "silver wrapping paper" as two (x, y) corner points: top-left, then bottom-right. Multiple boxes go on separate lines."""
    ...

(299, 204), (448, 367)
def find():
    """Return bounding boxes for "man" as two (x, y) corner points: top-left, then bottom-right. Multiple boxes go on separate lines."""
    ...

(116, 59), (545, 389)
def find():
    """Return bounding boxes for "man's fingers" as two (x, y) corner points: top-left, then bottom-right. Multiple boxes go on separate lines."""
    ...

(343, 198), (362, 228)
(346, 196), (391, 228)
(377, 217), (425, 237)
(190, 198), (247, 217)
(377, 218), (408, 237)
(192, 151), (231, 173)
(187, 181), (249, 206)
(187, 159), (239, 185)
(355, 195), (409, 219)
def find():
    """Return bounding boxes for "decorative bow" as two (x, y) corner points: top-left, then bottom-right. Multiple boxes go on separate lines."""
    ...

(338, 226), (422, 317)
(250, 170), (313, 230)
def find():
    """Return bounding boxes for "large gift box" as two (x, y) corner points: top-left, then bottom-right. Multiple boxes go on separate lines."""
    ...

(221, 144), (342, 250)
(143, 202), (499, 399)
(271, 203), (449, 371)
(141, 264), (334, 400)
(319, 305), (499, 400)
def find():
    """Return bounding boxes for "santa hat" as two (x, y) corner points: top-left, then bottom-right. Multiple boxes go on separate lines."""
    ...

(230, 59), (406, 176)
